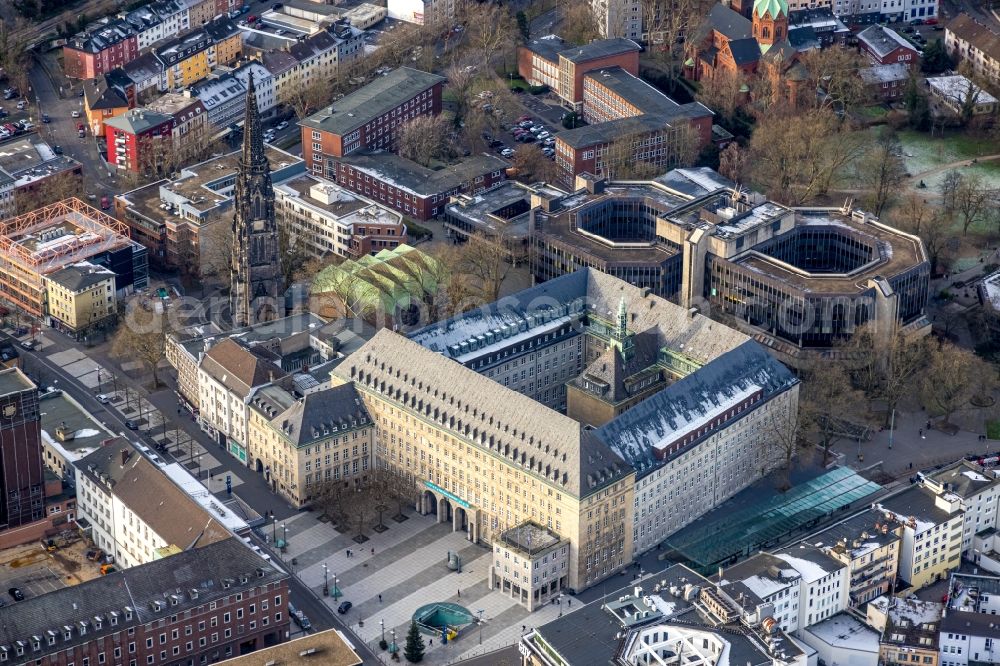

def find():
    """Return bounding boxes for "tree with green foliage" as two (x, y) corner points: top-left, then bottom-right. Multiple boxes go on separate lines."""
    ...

(404, 621), (425, 663)
(921, 39), (953, 74)
(516, 11), (529, 41)
(904, 74), (931, 130)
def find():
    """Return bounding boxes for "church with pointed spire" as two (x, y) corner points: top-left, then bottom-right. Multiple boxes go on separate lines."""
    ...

(230, 74), (283, 329)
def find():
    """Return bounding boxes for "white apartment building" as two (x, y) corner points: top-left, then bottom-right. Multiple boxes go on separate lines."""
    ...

(775, 546), (850, 631)
(198, 338), (286, 463)
(875, 485), (965, 590)
(274, 173), (405, 259)
(74, 439), (231, 568)
(941, 573), (1000, 666)
(125, 0), (191, 50)
(232, 62), (276, 115)
(921, 460), (1000, 555)
(386, 0), (455, 25)
(713, 553), (803, 633)
(591, 0), (642, 40)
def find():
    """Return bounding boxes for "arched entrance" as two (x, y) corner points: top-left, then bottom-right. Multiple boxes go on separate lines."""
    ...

(454, 506), (468, 532)
(255, 458), (264, 473)
(438, 497), (453, 524)
(420, 489), (437, 516)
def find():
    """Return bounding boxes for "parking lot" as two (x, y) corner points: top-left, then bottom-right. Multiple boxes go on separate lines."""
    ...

(487, 109), (560, 162)
(0, 538), (104, 605)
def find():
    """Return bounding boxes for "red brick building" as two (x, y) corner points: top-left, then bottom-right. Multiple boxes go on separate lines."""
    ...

(335, 152), (508, 221)
(299, 67), (445, 169)
(859, 63), (910, 101)
(0, 537), (290, 665)
(105, 108), (176, 173)
(857, 25), (920, 67)
(0, 368), (44, 532)
(553, 66), (713, 186)
(517, 37), (642, 111)
(63, 19), (139, 80)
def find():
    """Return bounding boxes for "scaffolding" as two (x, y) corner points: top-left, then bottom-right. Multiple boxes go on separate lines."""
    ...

(0, 198), (134, 317)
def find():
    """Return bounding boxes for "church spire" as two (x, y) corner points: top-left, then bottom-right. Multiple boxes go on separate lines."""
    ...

(241, 72), (265, 170)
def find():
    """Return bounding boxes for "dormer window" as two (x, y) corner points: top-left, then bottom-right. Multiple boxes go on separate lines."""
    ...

(63, 628), (73, 641)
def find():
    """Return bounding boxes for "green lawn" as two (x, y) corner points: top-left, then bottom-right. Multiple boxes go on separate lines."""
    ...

(858, 105), (889, 118)
(988, 420), (1000, 440)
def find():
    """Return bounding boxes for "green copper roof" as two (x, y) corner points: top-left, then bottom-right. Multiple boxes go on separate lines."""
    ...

(754, 0), (787, 18)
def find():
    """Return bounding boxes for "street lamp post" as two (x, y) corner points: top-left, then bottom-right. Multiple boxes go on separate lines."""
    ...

(323, 563), (329, 596)
(282, 524), (287, 546)
(332, 574), (340, 601)
(380, 618), (385, 644)
(272, 517), (277, 544)
(477, 609), (484, 644)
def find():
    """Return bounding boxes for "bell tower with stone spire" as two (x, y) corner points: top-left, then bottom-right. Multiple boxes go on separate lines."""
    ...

(230, 73), (283, 328)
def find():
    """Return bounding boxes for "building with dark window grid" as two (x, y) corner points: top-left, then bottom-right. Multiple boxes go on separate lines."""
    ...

(529, 168), (930, 363)
(299, 67), (445, 167)
(0, 537), (289, 665)
(334, 152), (508, 221)
(553, 66), (713, 186)
(0, 367), (43, 533)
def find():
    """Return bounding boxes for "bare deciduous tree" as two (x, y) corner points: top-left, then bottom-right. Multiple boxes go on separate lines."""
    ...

(696, 67), (746, 127)
(286, 76), (331, 121)
(842, 323), (930, 426)
(511, 143), (560, 183)
(459, 0), (515, 68)
(955, 172), (990, 234)
(111, 305), (168, 388)
(561, 3), (602, 45)
(800, 362), (866, 465)
(890, 194), (953, 275)
(396, 115), (454, 167)
(858, 128), (907, 216)
(799, 47), (871, 112)
(718, 142), (748, 182)
(921, 341), (997, 426)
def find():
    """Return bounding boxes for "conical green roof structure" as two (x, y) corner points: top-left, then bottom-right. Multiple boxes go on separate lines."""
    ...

(754, 0), (787, 18)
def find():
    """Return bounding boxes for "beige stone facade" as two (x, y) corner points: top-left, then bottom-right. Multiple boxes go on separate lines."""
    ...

(44, 266), (117, 336)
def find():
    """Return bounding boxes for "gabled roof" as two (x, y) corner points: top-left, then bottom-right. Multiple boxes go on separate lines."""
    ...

(75, 439), (231, 550)
(859, 62), (910, 85)
(123, 52), (164, 84)
(558, 37), (641, 63)
(923, 459), (1000, 499)
(857, 25), (917, 59)
(705, 3), (753, 40)
(200, 338), (286, 398)
(260, 384), (370, 447)
(261, 50), (299, 77)
(947, 13), (1000, 64)
(85, 78), (130, 111)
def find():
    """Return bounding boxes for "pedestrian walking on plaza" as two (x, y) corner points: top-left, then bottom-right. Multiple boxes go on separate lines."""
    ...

(919, 429), (923, 438)
(378, 594), (382, 602)
(457, 589), (460, 598)
(371, 547), (375, 555)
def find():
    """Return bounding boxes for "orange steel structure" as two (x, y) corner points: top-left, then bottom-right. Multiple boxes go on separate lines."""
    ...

(0, 198), (133, 318)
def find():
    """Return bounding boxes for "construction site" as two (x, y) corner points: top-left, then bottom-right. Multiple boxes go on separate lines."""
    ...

(0, 198), (148, 318)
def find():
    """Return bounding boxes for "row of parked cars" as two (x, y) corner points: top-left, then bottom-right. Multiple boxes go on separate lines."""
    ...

(0, 119), (33, 140)
(492, 115), (558, 161)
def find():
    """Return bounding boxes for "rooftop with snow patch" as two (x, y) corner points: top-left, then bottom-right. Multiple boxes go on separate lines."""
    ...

(922, 459), (1000, 499)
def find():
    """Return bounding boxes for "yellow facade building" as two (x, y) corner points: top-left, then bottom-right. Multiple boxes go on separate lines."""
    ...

(44, 263), (117, 337)
(247, 383), (374, 507)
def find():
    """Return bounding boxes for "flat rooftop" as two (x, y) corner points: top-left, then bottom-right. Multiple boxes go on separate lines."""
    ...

(216, 628), (362, 665)
(339, 152), (507, 197)
(0, 367), (34, 394)
(733, 210), (926, 294)
(500, 521), (562, 555)
(121, 146), (301, 223)
(275, 174), (401, 228)
(0, 138), (81, 187)
(443, 181), (543, 239)
(40, 391), (114, 462)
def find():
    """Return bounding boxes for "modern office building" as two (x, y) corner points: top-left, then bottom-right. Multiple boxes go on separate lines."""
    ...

(527, 168), (930, 363)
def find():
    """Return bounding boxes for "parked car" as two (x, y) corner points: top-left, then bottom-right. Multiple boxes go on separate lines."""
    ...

(275, 121), (288, 131)
(71, 110), (81, 118)
(518, 120), (533, 128)
(488, 139), (504, 148)
(97, 394), (111, 404)
(20, 122), (33, 131)
(8, 588), (24, 601)
(537, 131), (551, 139)
(337, 601), (352, 614)
(52, 145), (63, 155)
(78, 89), (84, 97)
(500, 148), (514, 158)
(124, 420), (138, 430)
(19, 340), (33, 351)
(41, 114), (50, 123)
(517, 114), (532, 122)
(15, 101), (27, 110)
(292, 610), (311, 630)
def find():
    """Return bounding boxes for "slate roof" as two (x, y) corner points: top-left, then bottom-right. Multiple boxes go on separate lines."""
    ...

(123, 52), (164, 85)
(947, 13), (1000, 64)
(334, 326), (634, 497)
(787, 25), (820, 50)
(75, 439), (231, 550)
(0, 538), (285, 652)
(857, 25), (917, 59)
(774, 544), (846, 582)
(876, 484), (960, 533)
(704, 3), (753, 40)
(522, 35), (567, 63)
(252, 383), (370, 447)
(728, 37), (763, 65)
(584, 66), (684, 115)
(299, 67), (445, 137)
(84, 79), (130, 111)
(940, 609), (1000, 635)
(200, 338), (286, 398)
(261, 49), (299, 77)
(598, 340), (798, 476)
(570, 330), (661, 403)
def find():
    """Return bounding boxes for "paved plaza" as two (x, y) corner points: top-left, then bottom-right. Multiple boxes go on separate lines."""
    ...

(280, 510), (576, 664)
